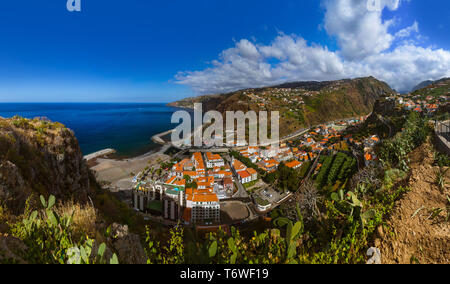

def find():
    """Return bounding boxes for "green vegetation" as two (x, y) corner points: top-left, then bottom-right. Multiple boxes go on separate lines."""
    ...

(243, 180), (258, 189)
(435, 168), (449, 192)
(141, 110), (429, 263)
(315, 153), (356, 190)
(315, 156), (334, 188)
(1, 106), (441, 264)
(144, 220), (304, 264)
(298, 161), (312, 179)
(8, 195), (118, 264)
(434, 150), (450, 167)
(164, 147), (180, 156)
(264, 163), (302, 193)
(378, 112), (430, 171)
(147, 201), (163, 213)
(254, 196), (270, 207)
(326, 153), (347, 186)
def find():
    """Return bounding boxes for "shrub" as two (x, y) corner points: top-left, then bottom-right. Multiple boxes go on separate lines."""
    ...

(378, 112), (430, 171)
(10, 195), (117, 264)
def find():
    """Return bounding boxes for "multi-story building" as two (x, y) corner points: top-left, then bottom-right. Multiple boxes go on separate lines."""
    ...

(185, 188), (220, 224)
(238, 170), (252, 184)
(223, 177), (233, 192)
(205, 152), (225, 168)
(135, 152), (223, 225)
(246, 168), (258, 181)
(132, 181), (185, 221)
(192, 152), (206, 177)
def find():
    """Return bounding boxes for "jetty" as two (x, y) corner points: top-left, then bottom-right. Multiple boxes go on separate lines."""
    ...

(151, 129), (174, 145)
(84, 148), (116, 161)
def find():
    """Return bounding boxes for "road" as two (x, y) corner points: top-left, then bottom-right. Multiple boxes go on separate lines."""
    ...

(280, 128), (310, 143)
(233, 179), (249, 199)
(222, 153), (250, 199)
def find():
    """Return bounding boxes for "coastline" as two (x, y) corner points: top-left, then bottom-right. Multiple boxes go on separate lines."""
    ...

(89, 143), (172, 192)
(87, 126), (177, 192)
(87, 104), (193, 190)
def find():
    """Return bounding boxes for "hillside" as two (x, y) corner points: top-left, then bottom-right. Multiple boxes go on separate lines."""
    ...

(410, 78), (450, 99)
(0, 116), (153, 264)
(0, 97), (447, 264)
(412, 80), (435, 92)
(0, 117), (91, 214)
(380, 141), (449, 264)
(169, 77), (395, 136)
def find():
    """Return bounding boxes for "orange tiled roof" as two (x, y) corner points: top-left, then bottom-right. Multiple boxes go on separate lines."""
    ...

(233, 159), (247, 171)
(206, 152), (222, 161)
(238, 171), (251, 179)
(218, 170), (232, 176)
(173, 179), (186, 187)
(285, 160), (301, 169)
(191, 192), (219, 202)
(193, 152), (205, 170)
(165, 176), (176, 185)
(183, 171), (197, 177)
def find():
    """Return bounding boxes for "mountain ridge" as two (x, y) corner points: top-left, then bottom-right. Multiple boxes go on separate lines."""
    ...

(169, 77), (395, 136)
(411, 77), (450, 93)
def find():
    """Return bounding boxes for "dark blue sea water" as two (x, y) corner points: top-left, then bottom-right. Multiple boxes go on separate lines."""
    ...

(0, 103), (184, 157)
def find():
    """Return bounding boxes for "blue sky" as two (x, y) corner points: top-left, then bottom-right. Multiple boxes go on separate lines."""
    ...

(0, 0), (449, 102)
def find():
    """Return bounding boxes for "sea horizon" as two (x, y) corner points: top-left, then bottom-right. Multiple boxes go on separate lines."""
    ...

(0, 102), (184, 157)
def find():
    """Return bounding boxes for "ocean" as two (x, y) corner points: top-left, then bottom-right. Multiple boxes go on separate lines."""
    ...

(0, 103), (185, 157)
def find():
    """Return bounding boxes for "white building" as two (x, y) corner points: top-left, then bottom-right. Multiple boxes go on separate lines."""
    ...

(205, 152), (225, 168)
(185, 189), (220, 224)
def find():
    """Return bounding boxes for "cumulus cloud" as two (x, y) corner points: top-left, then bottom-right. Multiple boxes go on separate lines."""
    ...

(175, 0), (450, 94)
(323, 0), (400, 60)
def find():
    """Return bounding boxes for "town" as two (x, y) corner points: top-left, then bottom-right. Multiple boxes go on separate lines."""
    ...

(131, 114), (375, 227)
(129, 88), (449, 231)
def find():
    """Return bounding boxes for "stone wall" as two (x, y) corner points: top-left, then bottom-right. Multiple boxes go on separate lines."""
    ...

(435, 121), (450, 156)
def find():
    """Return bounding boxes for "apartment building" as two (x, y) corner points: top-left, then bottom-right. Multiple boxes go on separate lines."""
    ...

(205, 152), (225, 168)
(192, 152), (206, 177)
(185, 188), (220, 224)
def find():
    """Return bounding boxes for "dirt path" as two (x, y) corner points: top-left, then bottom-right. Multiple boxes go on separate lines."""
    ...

(379, 142), (450, 264)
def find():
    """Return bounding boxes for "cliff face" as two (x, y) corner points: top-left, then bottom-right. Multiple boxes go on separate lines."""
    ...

(0, 117), (90, 214)
(169, 77), (395, 136)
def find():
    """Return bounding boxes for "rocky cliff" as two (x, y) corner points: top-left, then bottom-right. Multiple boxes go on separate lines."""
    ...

(0, 116), (151, 264)
(0, 116), (91, 214)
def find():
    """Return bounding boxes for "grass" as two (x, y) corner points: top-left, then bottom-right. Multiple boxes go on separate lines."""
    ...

(435, 167), (449, 192)
(243, 180), (258, 189)
(254, 196), (270, 207)
(53, 200), (100, 241)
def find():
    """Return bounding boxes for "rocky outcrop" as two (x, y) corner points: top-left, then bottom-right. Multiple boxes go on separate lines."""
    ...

(108, 223), (147, 264)
(0, 117), (91, 214)
(371, 98), (396, 116)
(0, 234), (28, 264)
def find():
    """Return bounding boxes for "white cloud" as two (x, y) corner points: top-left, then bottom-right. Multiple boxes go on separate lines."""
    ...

(395, 21), (419, 38)
(323, 0), (401, 60)
(176, 0), (450, 94)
